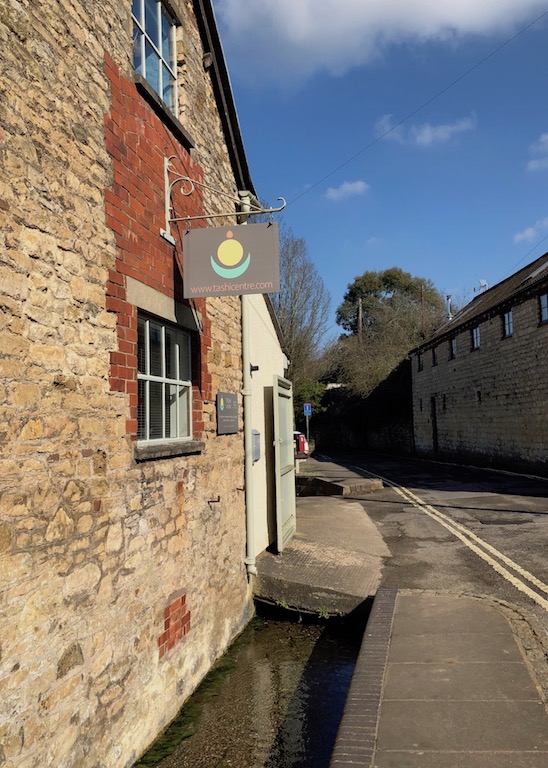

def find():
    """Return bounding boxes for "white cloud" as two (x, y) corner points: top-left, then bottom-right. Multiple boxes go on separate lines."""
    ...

(514, 216), (548, 243)
(214, 0), (547, 86)
(375, 113), (476, 146)
(325, 180), (370, 201)
(526, 132), (548, 171)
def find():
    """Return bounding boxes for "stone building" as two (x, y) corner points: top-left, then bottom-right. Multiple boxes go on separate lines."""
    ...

(0, 1), (288, 766)
(410, 254), (548, 476)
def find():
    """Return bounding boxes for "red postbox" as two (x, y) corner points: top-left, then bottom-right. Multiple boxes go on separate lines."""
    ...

(294, 432), (307, 457)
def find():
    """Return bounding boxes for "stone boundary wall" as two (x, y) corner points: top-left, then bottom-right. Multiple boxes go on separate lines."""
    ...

(0, 2), (253, 766)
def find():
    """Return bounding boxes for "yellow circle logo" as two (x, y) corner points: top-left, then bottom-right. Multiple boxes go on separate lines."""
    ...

(217, 231), (244, 266)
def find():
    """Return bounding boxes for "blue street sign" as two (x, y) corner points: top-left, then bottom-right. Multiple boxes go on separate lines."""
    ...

(304, 403), (312, 417)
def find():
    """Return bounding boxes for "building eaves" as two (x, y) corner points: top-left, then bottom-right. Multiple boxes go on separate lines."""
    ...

(410, 252), (548, 353)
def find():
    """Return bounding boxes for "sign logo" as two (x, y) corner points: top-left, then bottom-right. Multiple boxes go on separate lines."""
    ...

(211, 230), (251, 279)
(183, 223), (280, 298)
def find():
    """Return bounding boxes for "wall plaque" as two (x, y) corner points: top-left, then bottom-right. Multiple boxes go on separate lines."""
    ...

(216, 392), (239, 435)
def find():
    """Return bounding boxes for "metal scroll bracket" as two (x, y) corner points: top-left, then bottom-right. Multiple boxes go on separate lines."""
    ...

(160, 156), (286, 244)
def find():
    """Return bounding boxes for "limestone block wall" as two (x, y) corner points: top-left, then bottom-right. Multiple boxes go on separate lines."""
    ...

(412, 291), (548, 475)
(0, 2), (253, 767)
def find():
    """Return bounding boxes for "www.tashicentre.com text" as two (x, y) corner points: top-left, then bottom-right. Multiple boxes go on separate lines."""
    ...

(190, 281), (274, 293)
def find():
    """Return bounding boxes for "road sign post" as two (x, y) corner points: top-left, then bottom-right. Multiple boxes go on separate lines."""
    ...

(303, 403), (312, 445)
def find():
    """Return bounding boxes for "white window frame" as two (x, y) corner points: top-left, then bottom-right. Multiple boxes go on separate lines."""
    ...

(540, 293), (548, 324)
(137, 315), (192, 443)
(502, 310), (513, 338)
(471, 326), (480, 350)
(132, 0), (177, 111)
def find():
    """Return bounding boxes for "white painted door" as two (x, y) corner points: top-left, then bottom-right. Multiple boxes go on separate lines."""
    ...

(273, 375), (296, 552)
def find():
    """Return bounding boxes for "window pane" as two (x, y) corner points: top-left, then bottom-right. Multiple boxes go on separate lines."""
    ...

(149, 381), (163, 439)
(541, 294), (548, 322)
(145, 41), (160, 94)
(161, 10), (172, 61)
(162, 65), (173, 109)
(165, 327), (177, 379)
(178, 332), (190, 380)
(165, 384), (176, 438)
(145, 0), (159, 45)
(178, 386), (190, 437)
(138, 316), (146, 373)
(132, 0), (142, 21)
(149, 321), (162, 376)
(138, 379), (147, 439)
(133, 24), (143, 73)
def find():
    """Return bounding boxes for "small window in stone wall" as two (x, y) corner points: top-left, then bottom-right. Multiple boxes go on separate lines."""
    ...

(432, 346), (437, 366)
(449, 337), (457, 359)
(442, 394), (447, 411)
(502, 310), (513, 338)
(540, 293), (548, 324)
(475, 389), (482, 405)
(471, 326), (480, 350)
(419, 398), (423, 412)
(417, 353), (423, 372)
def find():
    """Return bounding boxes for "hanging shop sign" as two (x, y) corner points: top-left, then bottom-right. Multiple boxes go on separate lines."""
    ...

(183, 223), (279, 298)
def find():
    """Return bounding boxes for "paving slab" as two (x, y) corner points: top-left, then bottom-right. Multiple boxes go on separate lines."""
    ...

(383, 660), (540, 700)
(376, 700), (548, 752)
(373, 752), (548, 768)
(331, 590), (548, 768)
(388, 630), (525, 663)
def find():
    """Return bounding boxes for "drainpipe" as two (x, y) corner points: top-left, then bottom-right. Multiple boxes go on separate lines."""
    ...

(239, 192), (257, 576)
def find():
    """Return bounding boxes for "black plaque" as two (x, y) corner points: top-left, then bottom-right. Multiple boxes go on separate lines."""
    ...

(216, 392), (239, 435)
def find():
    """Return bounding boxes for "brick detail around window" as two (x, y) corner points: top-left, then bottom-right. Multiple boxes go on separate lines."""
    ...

(158, 593), (191, 659)
(103, 52), (214, 434)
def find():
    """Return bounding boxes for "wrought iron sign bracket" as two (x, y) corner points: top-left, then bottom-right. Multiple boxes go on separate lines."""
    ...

(160, 156), (286, 244)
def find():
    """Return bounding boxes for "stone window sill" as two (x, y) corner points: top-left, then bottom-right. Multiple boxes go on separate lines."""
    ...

(135, 439), (205, 462)
(133, 74), (195, 152)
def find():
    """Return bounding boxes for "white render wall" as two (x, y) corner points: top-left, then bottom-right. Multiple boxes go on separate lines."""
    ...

(248, 295), (288, 555)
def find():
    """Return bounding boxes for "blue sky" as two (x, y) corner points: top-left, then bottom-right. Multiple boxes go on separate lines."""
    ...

(213, 1), (548, 334)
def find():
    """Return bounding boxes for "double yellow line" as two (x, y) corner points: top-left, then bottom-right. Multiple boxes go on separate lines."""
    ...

(357, 466), (548, 612)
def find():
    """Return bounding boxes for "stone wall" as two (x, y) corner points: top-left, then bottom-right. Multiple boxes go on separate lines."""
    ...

(412, 290), (548, 475)
(0, 2), (253, 766)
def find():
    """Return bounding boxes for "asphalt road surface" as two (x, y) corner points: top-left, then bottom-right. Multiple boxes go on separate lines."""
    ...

(319, 452), (548, 638)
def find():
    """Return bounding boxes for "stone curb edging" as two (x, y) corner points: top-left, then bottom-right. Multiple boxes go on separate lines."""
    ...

(329, 587), (397, 767)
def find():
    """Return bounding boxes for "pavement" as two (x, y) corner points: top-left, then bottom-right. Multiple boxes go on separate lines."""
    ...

(254, 455), (548, 768)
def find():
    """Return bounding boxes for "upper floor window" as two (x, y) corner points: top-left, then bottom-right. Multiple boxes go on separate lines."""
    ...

(431, 346), (437, 366)
(471, 326), (480, 350)
(540, 293), (548, 324)
(417, 353), (423, 372)
(132, 0), (177, 111)
(449, 337), (457, 360)
(502, 310), (513, 338)
(137, 315), (192, 442)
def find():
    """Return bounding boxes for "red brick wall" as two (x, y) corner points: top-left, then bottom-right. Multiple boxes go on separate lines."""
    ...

(159, 593), (191, 659)
(103, 53), (212, 436)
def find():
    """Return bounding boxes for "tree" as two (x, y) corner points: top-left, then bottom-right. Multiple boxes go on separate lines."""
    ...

(336, 267), (444, 341)
(270, 223), (332, 398)
(332, 267), (446, 395)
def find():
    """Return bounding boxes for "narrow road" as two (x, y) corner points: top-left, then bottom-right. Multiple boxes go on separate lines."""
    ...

(317, 452), (548, 636)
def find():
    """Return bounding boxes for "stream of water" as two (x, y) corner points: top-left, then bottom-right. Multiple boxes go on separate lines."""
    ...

(135, 614), (364, 768)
